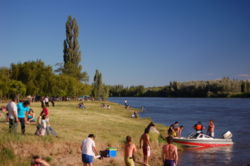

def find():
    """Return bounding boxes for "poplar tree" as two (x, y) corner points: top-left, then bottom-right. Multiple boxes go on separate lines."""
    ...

(92, 70), (102, 98)
(63, 16), (88, 81)
(92, 70), (109, 99)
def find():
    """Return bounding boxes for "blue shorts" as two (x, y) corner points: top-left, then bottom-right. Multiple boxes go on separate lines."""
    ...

(164, 160), (175, 166)
(82, 154), (94, 163)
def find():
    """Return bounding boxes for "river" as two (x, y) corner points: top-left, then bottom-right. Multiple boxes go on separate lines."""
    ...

(109, 97), (250, 166)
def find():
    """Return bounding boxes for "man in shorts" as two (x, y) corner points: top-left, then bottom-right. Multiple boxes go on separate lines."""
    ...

(162, 136), (178, 166)
(81, 134), (98, 166)
(124, 136), (137, 166)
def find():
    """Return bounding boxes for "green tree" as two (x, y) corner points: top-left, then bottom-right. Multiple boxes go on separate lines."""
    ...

(92, 70), (109, 99)
(0, 67), (11, 98)
(62, 16), (88, 81)
(8, 80), (26, 97)
(10, 60), (54, 96)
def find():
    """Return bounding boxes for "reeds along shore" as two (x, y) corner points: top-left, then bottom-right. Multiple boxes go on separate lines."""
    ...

(0, 101), (169, 166)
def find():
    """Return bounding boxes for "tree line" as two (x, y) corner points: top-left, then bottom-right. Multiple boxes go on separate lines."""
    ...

(0, 60), (109, 99)
(1, 16), (249, 99)
(109, 78), (250, 98)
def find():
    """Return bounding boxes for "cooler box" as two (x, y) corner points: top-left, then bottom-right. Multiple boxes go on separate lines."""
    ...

(107, 147), (117, 157)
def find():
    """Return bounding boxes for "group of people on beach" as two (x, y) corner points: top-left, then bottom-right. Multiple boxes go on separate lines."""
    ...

(2, 97), (215, 166)
(4, 96), (57, 137)
(124, 122), (178, 166)
(80, 122), (178, 166)
(81, 120), (215, 166)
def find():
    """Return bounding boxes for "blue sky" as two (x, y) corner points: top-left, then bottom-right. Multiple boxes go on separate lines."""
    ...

(0, 0), (249, 87)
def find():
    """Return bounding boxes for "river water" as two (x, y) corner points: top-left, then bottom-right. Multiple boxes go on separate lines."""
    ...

(109, 97), (250, 166)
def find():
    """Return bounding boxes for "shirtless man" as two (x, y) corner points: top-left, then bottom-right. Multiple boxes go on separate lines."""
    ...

(207, 120), (215, 137)
(162, 136), (178, 166)
(124, 136), (137, 166)
(139, 128), (151, 166)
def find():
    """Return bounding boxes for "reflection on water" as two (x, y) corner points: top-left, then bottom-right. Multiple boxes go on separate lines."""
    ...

(179, 146), (233, 166)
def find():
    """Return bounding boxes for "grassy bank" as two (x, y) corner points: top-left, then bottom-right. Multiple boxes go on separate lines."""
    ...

(0, 101), (168, 166)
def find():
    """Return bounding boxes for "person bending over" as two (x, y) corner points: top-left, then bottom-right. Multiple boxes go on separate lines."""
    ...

(81, 134), (98, 166)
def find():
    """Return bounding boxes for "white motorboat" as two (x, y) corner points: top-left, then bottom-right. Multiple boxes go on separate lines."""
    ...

(173, 131), (234, 147)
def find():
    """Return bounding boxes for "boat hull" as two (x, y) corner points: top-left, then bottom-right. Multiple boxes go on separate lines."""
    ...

(173, 138), (233, 147)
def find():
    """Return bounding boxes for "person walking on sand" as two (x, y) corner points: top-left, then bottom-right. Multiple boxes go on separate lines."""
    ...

(207, 120), (215, 137)
(140, 128), (151, 166)
(6, 96), (18, 133)
(162, 136), (178, 166)
(17, 100), (30, 135)
(124, 136), (137, 166)
(81, 134), (98, 166)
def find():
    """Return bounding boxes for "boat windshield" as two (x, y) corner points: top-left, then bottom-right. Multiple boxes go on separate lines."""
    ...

(188, 133), (212, 139)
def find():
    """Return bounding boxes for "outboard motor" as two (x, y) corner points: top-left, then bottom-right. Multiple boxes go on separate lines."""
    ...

(223, 131), (233, 139)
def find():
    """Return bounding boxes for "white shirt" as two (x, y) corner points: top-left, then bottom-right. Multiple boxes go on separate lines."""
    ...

(41, 119), (47, 129)
(45, 97), (49, 102)
(82, 137), (96, 156)
(6, 101), (17, 119)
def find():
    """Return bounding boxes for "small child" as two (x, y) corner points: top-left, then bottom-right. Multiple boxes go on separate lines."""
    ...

(27, 109), (36, 123)
(40, 115), (47, 136)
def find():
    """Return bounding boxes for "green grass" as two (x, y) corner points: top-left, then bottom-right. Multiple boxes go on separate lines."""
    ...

(0, 101), (168, 166)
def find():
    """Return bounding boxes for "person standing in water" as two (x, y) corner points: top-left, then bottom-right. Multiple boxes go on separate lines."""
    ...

(162, 136), (178, 166)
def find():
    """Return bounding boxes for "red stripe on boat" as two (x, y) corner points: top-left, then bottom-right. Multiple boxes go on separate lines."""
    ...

(174, 140), (232, 147)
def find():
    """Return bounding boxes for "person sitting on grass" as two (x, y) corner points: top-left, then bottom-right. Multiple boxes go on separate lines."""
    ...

(27, 109), (36, 123)
(131, 112), (138, 118)
(106, 105), (111, 109)
(1, 106), (9, 122)
(79, 102), (86, 109)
